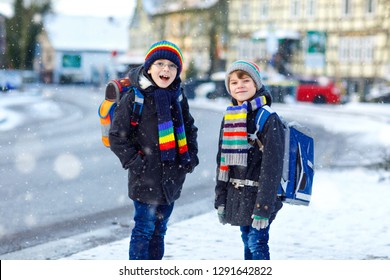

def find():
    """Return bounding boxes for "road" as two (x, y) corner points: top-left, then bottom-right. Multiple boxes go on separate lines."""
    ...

(0, 85), (224, 257)
(0, 85), (344, 258)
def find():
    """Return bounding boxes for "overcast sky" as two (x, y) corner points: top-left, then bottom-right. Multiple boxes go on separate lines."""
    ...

(0, 0), (135, 17)
(53, 0), (135, 17)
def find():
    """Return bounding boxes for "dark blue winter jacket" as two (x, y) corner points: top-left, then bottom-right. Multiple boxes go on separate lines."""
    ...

(215, 90), (284, 226)
(109, 66), (199, 205)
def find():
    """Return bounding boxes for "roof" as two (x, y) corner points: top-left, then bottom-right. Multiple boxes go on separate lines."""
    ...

(252, 29), (301, 40)
(43, 14), (130, 52)
(143, 0), (218, 15)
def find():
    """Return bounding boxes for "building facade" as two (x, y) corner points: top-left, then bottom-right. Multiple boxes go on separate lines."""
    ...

(36, 15), (130, 84)
(129, 0), (226, 78)
(226, 0), (390, 98)
(130, 0), (390, 98)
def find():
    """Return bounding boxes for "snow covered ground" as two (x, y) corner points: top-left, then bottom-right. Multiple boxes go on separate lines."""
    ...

(1, 92), (389, 261)
(61, 98), (390, 261)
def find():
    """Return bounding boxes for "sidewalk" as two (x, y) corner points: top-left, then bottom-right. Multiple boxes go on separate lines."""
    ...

(46, 100), (390, 261)
(62, 210), (243, 260)
(63, 168), (390, 260)
(2, 99), (390, 260)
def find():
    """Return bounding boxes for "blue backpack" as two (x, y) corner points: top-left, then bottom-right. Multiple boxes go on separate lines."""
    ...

(255, 106), (315, 206)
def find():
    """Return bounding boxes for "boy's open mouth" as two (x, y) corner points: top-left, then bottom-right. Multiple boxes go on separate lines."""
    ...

(160, 74), (170, 81)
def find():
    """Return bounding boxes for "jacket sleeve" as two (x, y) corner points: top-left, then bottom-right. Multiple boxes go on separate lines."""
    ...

(108, 92), (139, 169)
(214, 119), (228, 209)
(180, 92), (199, 170)
(253, 114), (285, 218)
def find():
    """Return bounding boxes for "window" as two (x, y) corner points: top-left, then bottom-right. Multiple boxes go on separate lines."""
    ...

(365, 0), (375, 14)
(291, 0), (301, 17)
(361, 36), (374, 62)
(238, 38), (253, 59)
(62, 54), (81, 68)
(350, 38), (360, 62)
(237, 39), (267, 60)
(341, 0), (351, 16)
(306, 0), (316, 17)
(338, 36), (374, 63)
(339, 38), (349, 62)
(259, 0), (269, 18)
(240, 1), (251, 21)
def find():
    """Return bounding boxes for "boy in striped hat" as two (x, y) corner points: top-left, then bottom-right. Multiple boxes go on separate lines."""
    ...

(109, 40), (199, 260)
(214, 60), (285, 260)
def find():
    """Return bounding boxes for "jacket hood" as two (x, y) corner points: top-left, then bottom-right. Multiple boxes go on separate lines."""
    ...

(127, 65), (148, 90)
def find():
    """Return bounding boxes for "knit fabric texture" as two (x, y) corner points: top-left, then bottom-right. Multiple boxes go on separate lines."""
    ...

(144, 40), (183, 77)
(152, 87), (190, 164)
(225, 60), (263, 95)
(218, 95), (267, 182)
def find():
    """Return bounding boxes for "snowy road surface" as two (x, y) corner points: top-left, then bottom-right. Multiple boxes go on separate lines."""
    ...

(1, 88), (389, 260)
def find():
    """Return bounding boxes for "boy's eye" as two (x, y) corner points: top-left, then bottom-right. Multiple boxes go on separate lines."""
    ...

(154, 62), (178, 70)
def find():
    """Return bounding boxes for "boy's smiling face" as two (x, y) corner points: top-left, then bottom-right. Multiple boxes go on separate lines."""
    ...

(147, 59), (177, 88)
(228, 71), (257, 105)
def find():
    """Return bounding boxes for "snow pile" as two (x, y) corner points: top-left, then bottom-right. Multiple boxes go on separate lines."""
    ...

(63, 98), (390, 260)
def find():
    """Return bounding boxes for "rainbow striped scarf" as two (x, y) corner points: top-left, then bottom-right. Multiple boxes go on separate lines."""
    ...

(153, 87), (190, 164)
(218, 96), (267, 182)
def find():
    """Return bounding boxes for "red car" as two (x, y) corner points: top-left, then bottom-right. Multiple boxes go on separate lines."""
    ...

(296, 78), (341, 104)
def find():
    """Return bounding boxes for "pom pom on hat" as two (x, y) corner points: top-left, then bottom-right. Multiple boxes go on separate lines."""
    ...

(225, 60), (263, 94)
(144, 40), (183, 77)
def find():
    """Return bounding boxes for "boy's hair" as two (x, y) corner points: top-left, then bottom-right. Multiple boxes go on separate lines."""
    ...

(226, 69), (255, 87)
(144, 40), (183, 77)
(225, 60), (263, 94)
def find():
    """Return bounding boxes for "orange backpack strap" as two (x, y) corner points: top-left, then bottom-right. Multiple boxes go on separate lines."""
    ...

(98, 77), (143, 148)
(98, 100), (116, 147)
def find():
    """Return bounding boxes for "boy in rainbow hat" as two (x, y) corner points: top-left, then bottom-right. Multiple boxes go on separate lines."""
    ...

(109, 40), (199, 260)
(215, 60), (285, 260)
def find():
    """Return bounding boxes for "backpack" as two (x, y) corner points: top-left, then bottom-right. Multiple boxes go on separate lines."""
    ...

(255, 105), (314, 206)
(98, 77), (144, 148)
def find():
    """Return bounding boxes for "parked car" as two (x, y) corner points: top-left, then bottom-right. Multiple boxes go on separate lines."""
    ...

(296, 77), (341, 104)
(366, 83), (390, 103)
(183, 72), (229, 100)
(261, 70), (298, 103)
(0, 70), (39, 92)
(182, 77), (210, 99)
(0, 70), (23, 91)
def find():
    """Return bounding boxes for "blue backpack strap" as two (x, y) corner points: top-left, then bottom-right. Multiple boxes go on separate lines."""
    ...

(254, 105), (275, 134)
(130, 87), (144, 126)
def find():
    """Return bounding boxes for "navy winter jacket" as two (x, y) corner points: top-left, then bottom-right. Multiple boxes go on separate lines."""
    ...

(109, 66), (199, 205)
(215, 90), (284, 226)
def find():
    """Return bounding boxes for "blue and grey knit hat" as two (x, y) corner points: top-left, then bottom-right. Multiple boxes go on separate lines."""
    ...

(225, 60), (263, 94)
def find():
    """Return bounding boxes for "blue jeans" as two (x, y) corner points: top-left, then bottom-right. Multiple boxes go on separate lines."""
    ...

(240, 223), (271, 260)
(129, 200), (174, 260)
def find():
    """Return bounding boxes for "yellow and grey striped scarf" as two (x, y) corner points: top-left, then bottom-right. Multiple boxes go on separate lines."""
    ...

(218, 96), (267, 182)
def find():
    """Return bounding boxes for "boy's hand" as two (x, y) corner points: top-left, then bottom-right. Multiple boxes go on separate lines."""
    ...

(183, 163), (195, 173)
(251, 214), (269, 230)
(217, 206), (227, 225)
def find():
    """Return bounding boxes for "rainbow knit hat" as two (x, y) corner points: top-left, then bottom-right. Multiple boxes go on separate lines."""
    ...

(225, 60), (263, 94)
(144, 40), (183, 77)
